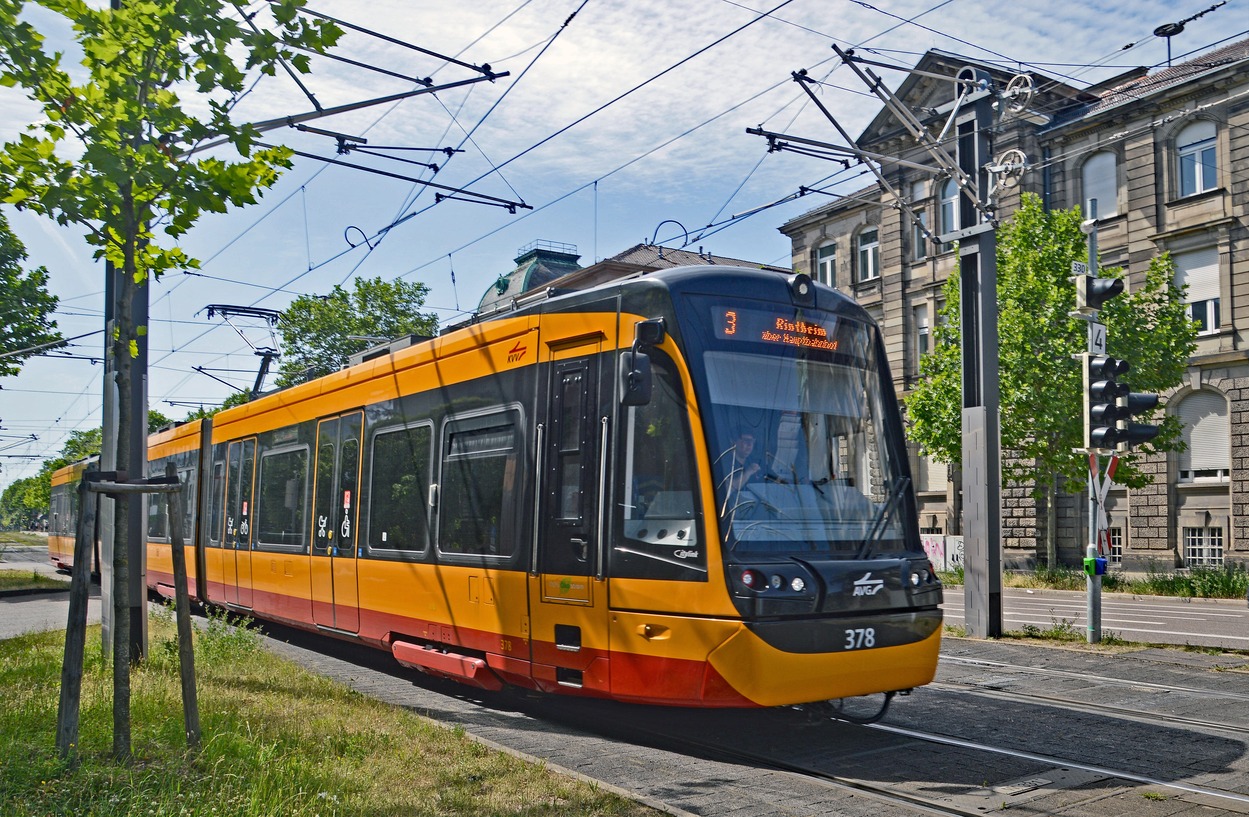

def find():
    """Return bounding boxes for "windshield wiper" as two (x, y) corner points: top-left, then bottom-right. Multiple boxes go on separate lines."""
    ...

(857, 475), (910, 560)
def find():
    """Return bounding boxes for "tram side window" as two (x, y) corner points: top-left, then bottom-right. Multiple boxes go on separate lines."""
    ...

(368, 424), (432, 554)
(207, 461), (225, 546)
(147, 459), (169, 540)
(614, 351), (705, 581)
(51, 488), (66, 535)
(439, 414), (518, 558)
(180, 467), (196, 541)
(68, 485), (78, 535)
(255, 447), (309, 550)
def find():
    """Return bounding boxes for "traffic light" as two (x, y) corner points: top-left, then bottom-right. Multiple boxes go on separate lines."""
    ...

(1114, 392), (1160, 450)
(1082, 353), (1161, 451)
(1083, 353), (1128, 449)
(1074, 274), (1124, 315)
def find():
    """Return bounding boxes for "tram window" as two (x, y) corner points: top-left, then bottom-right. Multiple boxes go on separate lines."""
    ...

(147, 493), (169, 540)
(255, 447), (309, 550)
(615, 351), (705, 581)
(147, 459), (169, 540)
(368, 424), (432, 554)
(207, 460), (225, 546)
(180, 467), (196, 541)
(555, 368), (586, 521)
(439, 416), (518, 558)
(68, 486), (78, 534)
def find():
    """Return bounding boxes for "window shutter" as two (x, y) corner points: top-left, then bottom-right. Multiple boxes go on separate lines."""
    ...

(1174, 247), (1219, 304)
(1081, 152), (1117, 218)
(1178, 390), (1228, 472)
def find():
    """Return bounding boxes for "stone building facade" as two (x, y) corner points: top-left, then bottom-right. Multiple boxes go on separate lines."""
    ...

(778, 41), (1249, 571)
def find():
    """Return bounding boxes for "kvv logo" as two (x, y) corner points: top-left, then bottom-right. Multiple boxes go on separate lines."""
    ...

(851, 572), (886, 597)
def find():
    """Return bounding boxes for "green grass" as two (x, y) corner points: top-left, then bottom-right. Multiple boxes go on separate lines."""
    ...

(0, 569), (67, 592)
(0, 531), (50, 547)
(937, 562), (1249, 600)
(0, 606), (659, 816)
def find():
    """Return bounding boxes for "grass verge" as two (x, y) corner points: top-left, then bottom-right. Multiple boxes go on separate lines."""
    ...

(937, 563), (1249, 600)
(0, 569), (67, 593)
(0, 531), (50, 547)
(0, 606), (659, 816)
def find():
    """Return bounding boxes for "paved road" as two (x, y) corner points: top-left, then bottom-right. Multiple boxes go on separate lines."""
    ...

(0, 545), (100, 640)
(942, 585), (1249, 650)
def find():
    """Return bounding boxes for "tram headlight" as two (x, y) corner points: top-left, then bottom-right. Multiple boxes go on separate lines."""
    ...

(788, 272), (816, 307)
(910, 571), (921, 587)
(769, 574), (784, 590)
(790, 576), (806, 592)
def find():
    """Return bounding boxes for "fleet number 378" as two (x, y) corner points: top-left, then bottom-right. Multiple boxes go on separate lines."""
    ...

(844, 628), (876, 650)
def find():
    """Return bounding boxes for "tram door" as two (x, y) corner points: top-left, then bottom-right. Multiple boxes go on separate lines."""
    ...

(311, 411), (363, 633)
(223, 438), (256, 607)
(529, 335), (610, 691)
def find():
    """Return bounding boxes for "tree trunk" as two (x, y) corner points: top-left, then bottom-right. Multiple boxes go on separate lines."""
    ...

(111, 254), (132, 763)
(1045, 470), (1058, 568)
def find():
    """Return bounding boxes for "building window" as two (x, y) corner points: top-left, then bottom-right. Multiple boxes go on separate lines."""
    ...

(856, 228), (879, 282)
(815, 242), (836, 287)
(1177, 390), (1229, 482)
(1081, 151), (1118, 219)
(1176, 120), (1217, 197)
(1173, 247), (1220, 334)
(1183, 527), (1223, 567)
(911, 210), (929, 261)
(913, 303), (930, 357)
(918, 453), (947, 493)
(939, 178), (959, 252)
(1107, 526), (1122, 566)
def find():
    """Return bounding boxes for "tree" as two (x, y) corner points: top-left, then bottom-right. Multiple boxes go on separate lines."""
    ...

(0, 474), (45, 528)
(275, 276), (440, 388)
(905, 193), (1196, 563)
(0, 0), (340, 759)
(0, 210), (59, 377)
(180, 389), (251, 421)
(0, 410), (174, 527)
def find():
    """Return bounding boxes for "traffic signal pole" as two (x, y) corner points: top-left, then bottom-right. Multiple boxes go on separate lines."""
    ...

(1083, 205), (1103, 644)
(1076, 199), (1160, 643)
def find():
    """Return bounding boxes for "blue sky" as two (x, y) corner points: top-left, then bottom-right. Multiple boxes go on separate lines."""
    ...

(0, 0), (1232, 491)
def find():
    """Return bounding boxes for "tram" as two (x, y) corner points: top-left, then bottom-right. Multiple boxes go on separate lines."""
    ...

(51, 265), (942, 708)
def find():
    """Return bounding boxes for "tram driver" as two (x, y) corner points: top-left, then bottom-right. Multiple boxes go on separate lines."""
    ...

(728, 432), (761, 491)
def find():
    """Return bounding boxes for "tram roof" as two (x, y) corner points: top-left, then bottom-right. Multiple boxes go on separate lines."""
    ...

(461, 263), (868, 329)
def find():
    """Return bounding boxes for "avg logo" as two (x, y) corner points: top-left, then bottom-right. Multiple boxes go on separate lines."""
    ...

(507, 341), (527, 363)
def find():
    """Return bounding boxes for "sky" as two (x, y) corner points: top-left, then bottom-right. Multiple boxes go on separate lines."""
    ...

(0, 0), (1241, 493)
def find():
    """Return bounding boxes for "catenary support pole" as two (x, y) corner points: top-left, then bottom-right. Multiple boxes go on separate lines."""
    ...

(957, 85), (1003, 638)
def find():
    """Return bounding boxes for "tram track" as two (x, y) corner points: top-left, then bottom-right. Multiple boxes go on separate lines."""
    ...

(939, 654), (1249, 702)
(931, 653), (1249, 736)
(927, 679), (1249, 737)
(593, 704), (1249, 817)
(258, 616), (1249, 817)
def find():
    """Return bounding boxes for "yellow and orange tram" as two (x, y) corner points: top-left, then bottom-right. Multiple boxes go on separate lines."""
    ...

(53, 265), (942, 708)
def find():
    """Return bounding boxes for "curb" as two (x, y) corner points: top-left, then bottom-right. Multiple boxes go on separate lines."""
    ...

(0, 584), (71, 599)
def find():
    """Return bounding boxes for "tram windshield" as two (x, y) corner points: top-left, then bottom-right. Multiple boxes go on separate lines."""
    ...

(699, 307), (911, 559)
